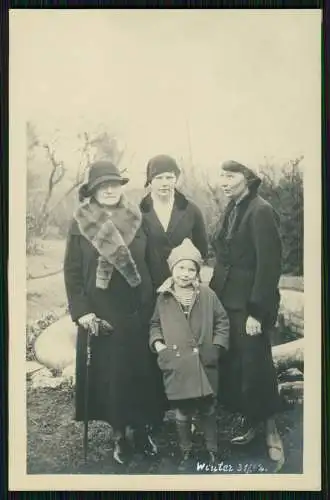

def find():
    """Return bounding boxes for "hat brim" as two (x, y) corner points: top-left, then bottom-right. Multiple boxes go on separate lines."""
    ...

(88, 174), (129, 191)
(79, 175), (129, 201)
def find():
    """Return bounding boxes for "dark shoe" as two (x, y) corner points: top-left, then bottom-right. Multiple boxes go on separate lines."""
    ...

(144, 434), (158, 457)
(113, 438), (131, 465)
(231, 427), (257, 445)
(134, 428), (158, 457)
(207, 451), (218, 464)
(178, 450), (194, 472)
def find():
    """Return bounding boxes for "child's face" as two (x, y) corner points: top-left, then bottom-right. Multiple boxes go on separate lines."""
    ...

(172, 259), (198, 288)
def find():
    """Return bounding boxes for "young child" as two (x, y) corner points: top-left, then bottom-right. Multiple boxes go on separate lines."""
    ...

(149, 238), (230, 471)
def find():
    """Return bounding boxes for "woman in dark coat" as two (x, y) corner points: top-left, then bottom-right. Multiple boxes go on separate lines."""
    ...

(64, 161), (158, 465)
(140, 154), (208, 292)
(140, 154), (209, 427)
(209, 160), (284, 464)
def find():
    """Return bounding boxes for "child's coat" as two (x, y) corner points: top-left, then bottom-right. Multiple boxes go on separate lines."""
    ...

(149, 281), (230, 401)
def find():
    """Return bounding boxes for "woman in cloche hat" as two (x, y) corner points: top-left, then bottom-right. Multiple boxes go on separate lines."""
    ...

(210, 160), (285, 466)
(140, 154), (209, 429)
(64, 160), (158, 465)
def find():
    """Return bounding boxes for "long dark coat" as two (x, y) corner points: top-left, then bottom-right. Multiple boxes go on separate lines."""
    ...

(140, 190), (208, 420)
(63, 219), (158, 430)
(209, 191), (282, 424)
(140, 190), (208, 292)
(149, 284), (229, 401)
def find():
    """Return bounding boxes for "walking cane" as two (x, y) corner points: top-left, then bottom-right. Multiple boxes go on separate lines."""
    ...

(83, 318), (112, 462)
(83, 318), (100, 463)
(83, 325), (92, 463)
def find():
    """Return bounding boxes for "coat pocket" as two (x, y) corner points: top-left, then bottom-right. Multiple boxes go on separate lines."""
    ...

(157, 347), (177, 370)
(199, 344), (220, 367)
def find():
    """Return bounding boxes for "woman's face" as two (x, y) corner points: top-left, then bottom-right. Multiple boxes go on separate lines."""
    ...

(172, 259), (198, 288)
(219, 170), (248, 200)
(94, 181), (123, 207)
(150, 172), (177, 199)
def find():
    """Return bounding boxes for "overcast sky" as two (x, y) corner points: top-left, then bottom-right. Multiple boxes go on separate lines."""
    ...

(11, 9), (321, 186)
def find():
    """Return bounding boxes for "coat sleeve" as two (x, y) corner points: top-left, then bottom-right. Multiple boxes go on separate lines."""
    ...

(63, 230), (92, 323)
(191, 204), (209, 259)
(149, 297), (165, 352)
(211, 291), (230, 350)
(248, 204), (282, 321)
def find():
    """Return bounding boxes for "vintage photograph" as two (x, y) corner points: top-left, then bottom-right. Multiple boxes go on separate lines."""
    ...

(9, 8), (321, 491)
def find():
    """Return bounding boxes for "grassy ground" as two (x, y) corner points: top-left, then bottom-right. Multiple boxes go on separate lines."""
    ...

(27, 383), (303, 475)
(26, 239), (304, 475)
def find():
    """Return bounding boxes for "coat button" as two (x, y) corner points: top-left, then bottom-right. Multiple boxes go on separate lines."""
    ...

(193, 347), (198, 353)
(173, 345), (177, 350)
(176, 353), (180, 357)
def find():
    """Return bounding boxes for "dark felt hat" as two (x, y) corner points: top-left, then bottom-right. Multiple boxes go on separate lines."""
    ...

(221, 160), (261, 189)
(79, 161), (129, 201)
(145, 155), (181, 187)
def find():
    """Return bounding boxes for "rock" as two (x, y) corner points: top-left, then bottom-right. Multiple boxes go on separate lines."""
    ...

(278, 289), (304, 336)
(29, 365), (74, 389)
(279, 380), (304, 405)
(30, 366), (58, 389)
(278, 367), (304, 382)
(272, 338), (304, 372)
(34, 315), (77, 371)
(62, 363), (76, 386)
(26, 361), (44, 380)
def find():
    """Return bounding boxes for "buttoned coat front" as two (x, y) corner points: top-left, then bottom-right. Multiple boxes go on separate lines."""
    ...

(149, 284), (229, 401)
(209, 192), (282, 326)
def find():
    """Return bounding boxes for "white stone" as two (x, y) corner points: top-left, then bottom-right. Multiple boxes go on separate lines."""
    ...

(34, 315), (77, 371)
(62, 363), (76, 386)
(278, 289), (304, 335)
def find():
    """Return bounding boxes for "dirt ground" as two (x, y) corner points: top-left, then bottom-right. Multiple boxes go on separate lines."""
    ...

(26, 239), (304, 476)
(27, 383), (303, 475)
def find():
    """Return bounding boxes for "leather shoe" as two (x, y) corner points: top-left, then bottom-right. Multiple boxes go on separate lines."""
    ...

(113, 438), (131, 465)
(178, 450), (194, 472)
(231, 427), (257, 445)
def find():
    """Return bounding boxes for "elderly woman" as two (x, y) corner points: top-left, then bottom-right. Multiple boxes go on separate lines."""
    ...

(209, 160), (284, 464)
(140, 154), (209, 427)
(64, 161), (158, 465)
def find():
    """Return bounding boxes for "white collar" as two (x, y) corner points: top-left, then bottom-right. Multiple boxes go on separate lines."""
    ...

(151, 192), (175, 207)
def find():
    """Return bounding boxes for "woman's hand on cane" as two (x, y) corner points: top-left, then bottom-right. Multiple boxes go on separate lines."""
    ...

(246, 316), (262, 336)
(78, 313), (99, 335)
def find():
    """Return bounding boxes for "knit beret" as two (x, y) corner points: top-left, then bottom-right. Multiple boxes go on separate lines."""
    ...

(167, 238), (202, 271)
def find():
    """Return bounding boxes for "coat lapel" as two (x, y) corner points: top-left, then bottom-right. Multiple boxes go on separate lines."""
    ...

(148, 205), (168, 235)
(166, 201), (185, 237)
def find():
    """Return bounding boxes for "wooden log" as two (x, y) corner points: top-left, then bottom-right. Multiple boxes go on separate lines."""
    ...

(278, 380), (304, 405)
(272, 338), (304, 372)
